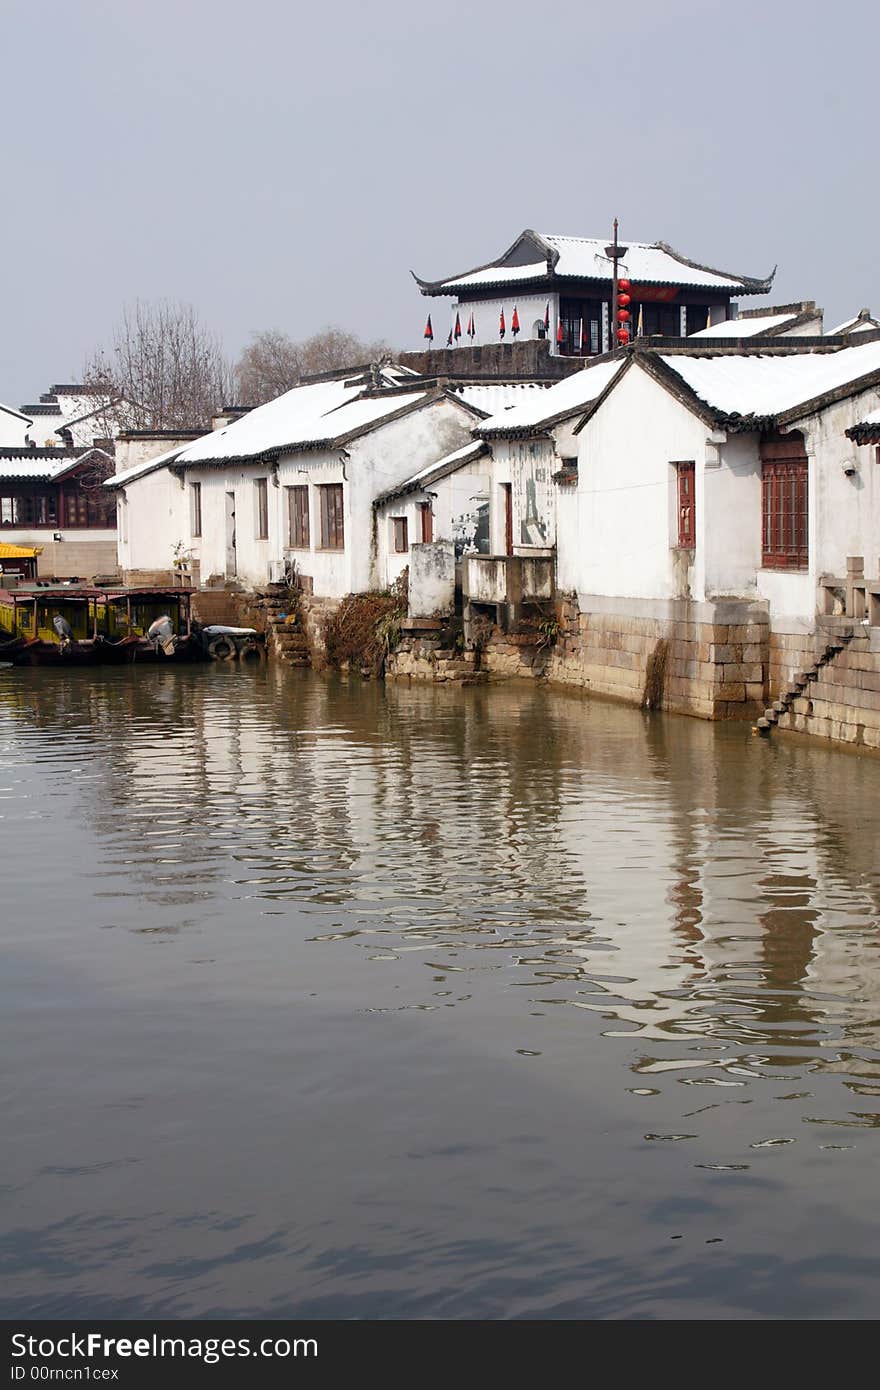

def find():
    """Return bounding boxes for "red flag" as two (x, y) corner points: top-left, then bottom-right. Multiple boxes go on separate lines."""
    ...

(424, 314), (433, 342)
(544, 301), (550, 332)
(556, 315), (564, 345)
(446, 327), (453, 347)
(511, 305), (520, 336)
(454, 311), (461, 341)
(499, 307), (506, 339)
(467, 312), (475, 339)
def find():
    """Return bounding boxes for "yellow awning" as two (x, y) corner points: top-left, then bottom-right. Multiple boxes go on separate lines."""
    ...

(0, 543), (43, 559)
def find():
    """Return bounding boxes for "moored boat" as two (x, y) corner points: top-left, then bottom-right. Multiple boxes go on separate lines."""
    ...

(0, 585), (201, 665)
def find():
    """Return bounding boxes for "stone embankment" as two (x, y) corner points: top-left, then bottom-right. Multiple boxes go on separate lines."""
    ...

(763, 621), (880, 750)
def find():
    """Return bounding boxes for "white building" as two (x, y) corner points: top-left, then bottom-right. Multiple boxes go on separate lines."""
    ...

(688, 300), (826, 340)
(414, 228), (774, 358)
(555, 340), (880, 623)
(0, 401), (31, 447)
(18, 383), (129, 449)
(107, 367), (479, 595)
(0, 446), (118, 578)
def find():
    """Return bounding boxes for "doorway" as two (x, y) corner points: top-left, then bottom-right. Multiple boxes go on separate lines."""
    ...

(501, 483), (513, 556)
(225, 492), (237, 577)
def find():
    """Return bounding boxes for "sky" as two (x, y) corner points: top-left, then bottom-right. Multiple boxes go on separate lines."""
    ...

(1, 0), (877, 407)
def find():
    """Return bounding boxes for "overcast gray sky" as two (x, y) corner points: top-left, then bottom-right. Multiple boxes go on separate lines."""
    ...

(2, 0), (876, 406)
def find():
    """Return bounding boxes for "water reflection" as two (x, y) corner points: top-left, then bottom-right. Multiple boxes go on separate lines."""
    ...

(1, 665), (880, 1317)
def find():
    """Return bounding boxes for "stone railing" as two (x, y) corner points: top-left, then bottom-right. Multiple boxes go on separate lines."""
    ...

(818, 556), (880, 626)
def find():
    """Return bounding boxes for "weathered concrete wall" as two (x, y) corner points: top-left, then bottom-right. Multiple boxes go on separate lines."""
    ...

(409, 541), (455, 617)
(34, 537), (118, 579)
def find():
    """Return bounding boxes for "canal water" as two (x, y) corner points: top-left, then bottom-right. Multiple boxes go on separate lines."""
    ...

(2, 664), (880, 1319)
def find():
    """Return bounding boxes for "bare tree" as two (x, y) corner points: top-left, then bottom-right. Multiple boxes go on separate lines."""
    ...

(84, 300), (233, 431)
(235, 326), (396, 405)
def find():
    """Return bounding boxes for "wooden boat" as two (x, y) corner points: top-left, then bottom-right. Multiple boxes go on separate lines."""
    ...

(0, 585), (205, 666)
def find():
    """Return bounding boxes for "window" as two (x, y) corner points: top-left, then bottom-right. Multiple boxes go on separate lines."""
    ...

(190, 482), (202, 538)
(62, 491), (116, 528)
(392, 516), (408, 553)
(318, 483), (344, 549)
(559, 297), (604, 356)
(761, 434), (808, 569)
(419, 502), (433, 543)
(288, 485), (310, 548)
(254, 478), (269, 540)
(676, 462), (695, 547)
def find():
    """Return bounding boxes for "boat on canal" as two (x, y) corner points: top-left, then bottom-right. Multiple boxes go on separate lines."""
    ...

(0, 584), (263, 666)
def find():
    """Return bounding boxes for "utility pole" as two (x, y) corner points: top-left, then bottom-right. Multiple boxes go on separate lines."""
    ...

(605, 218), (629, 353)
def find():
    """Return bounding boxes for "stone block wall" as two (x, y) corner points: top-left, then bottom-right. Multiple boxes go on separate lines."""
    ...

(545, 594), (770, 719)
(776, 628), (880, 751)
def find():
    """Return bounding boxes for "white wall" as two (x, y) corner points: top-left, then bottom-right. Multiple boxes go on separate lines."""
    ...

(699, 432), (762, 600)
(445, 292), (557, 352)
(0, 406), (30, 446)
(116, 468), (191, 573)
(164, 397), (474, 598)
(565, 363), (880, 624)
(374, 456), (492, 590)
(115, 434), (197, 475)
(756, 386), (880, 619)
(570, 362), (710, 602)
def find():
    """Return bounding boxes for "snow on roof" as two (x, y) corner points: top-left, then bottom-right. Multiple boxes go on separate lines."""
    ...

(424, 229), (771, 295)
(375, 440), (487, 507)
(111, 373), (434, 475)
(856, 408), (880, 424)
(178, 378), (368, 464)
(827, 312), (880, 336)
(448, 382), (551, 417)
(542, 234), (757, 289)
(445, 263), (549, 289)
(476, 359), (623, 435)
(1, 400), (32, 424)
(0, 452), (80, 481)
(659, 341), (880, 420)
(688, 313), (800, 339)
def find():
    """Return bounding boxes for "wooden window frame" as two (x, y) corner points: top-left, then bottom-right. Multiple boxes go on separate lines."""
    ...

(392, 516), (409, 554)
(254, 477), (269, 540)
(675, 461), (696, 548)
(190, 481), (202, 538)
(287, 484), (310, 549)
(318, 483), (344, 550)
(760, 435), (808, 570)
(419, 501), (433, 543)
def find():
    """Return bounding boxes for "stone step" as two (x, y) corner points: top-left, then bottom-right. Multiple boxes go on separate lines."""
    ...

(756, 717), (771, 731)
(762, 709), (779, 723)
(772, 700), (786, 713)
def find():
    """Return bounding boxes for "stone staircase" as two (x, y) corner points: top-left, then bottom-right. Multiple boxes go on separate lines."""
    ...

(255, 585), (311, 667)
(432, 649), (488, 685)
(755, 628), (855, 734)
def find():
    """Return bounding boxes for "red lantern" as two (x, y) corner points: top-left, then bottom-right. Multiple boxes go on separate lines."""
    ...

(618, 309), (630, 322)
(616, 327), (630, 344)
(618, 278), (631, 292)
(618, 292), (631, 307)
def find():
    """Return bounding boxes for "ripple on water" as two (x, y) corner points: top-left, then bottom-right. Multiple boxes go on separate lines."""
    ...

(1, 666), (880, 1318)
